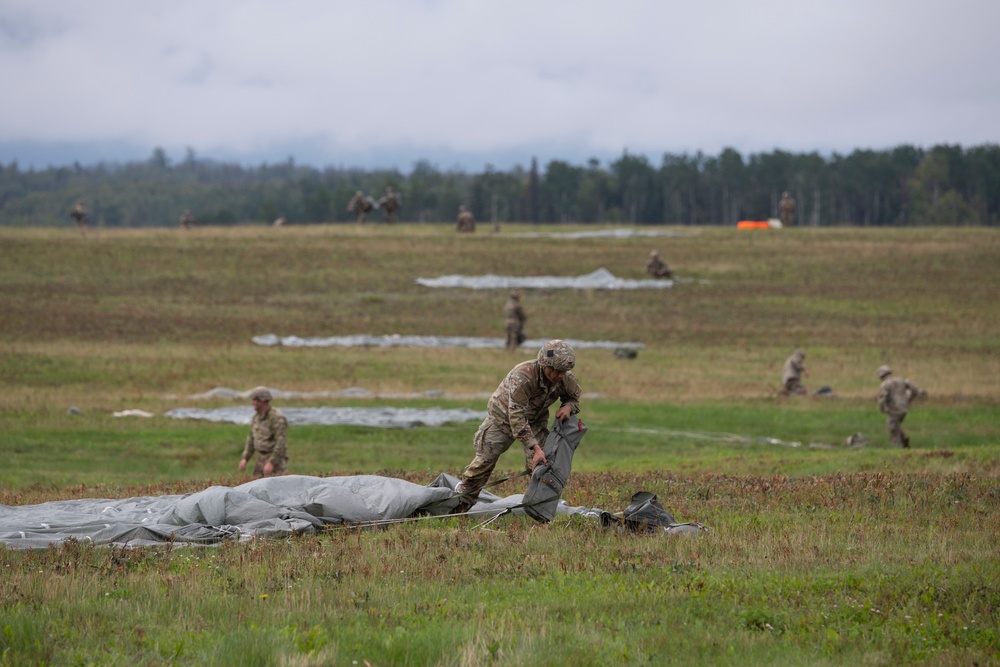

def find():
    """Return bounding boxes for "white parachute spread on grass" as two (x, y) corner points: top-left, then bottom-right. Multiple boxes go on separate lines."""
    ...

(252, 334), (643, 351)
(415, 267), (673, 290)
(163, 406), (486, 429)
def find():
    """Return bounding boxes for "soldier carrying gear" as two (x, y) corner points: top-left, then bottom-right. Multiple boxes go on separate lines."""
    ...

(179, 209), (196, 229)
(456, 204), (476, 232)
(876, 366), (926, 448)
(346, 190), (375, 224)
(70, 200), (88, 230)
(377, 186), (401, 223)
(779, 191), (797, 226)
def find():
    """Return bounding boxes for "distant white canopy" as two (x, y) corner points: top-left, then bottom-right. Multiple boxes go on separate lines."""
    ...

(416, 267), (672, 290)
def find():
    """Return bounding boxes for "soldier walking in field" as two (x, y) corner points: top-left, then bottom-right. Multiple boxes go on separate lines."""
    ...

(456, 205), (476, 232)
(346, 190), (374, 224)
(454, 340), (582, 514)
(646, 250), (672, 279)
(876, 366), (926, 448)
(179, 209), (196, 229)
(504, 289), (527, 351)
(237, 387), (289, 477)
(70, 200), (88, 232)
(779, 191), (796, 226)
(780, 349), (808, 396)
(378, 186), (401, 223)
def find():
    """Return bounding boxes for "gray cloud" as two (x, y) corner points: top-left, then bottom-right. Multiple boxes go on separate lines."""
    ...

(0, 0), (997, 171)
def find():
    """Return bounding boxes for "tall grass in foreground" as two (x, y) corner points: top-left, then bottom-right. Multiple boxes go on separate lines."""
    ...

(2, 472), (997, 666)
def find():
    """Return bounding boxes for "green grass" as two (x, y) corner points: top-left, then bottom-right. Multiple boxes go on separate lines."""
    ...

(1, 224), (999, 665)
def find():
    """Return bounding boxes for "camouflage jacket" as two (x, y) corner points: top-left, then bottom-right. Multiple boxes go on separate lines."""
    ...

(782, 354), (806, 384)
(877, 377), (922, 416)
(504, 299), (526, 326)
(487, 360), (581, 450)
(242, 406), (288, 462)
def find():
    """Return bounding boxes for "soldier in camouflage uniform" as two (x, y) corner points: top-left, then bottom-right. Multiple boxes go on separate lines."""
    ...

(456, 205), (476, 232)
(779, 191), (796, 226)
(378, 186), (401, 223)
(876, 366), (926, 448)
(179, 209), (195, 229)
(504, 289), (527, 351)
(346, 191), (374, 224)
(780, 349), (808, 396)
(237, 387), (289, 476)
(646, 250), (672, 279)
(454, 340), (581, 513)
(70, 200), (88, 231)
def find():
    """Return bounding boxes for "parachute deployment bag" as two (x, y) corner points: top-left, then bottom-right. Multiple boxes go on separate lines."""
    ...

(522, 415), (587, 523)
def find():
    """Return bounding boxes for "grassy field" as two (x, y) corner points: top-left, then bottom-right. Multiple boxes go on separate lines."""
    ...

(1, 224), (998, 666)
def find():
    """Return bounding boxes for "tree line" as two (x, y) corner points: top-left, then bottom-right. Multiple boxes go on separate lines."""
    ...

(1, 143), (998, 227)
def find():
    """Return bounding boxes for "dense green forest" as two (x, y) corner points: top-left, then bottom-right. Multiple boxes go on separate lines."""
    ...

(1, 143), (998, 227)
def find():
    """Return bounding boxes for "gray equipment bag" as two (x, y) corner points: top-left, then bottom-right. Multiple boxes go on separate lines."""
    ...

(522, 415), (587, 523)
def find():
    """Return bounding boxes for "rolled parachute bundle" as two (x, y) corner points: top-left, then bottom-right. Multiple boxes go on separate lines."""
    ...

(522, 415), (587, 523)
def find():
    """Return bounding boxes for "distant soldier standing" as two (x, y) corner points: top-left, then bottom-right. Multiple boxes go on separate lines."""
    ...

(454, 340), (581, 514)
(780, 349), (808, 396)
(456, 205), (476, 232)
(238, 387), (288, 477)
(70, 200), (88, 231)
(504, 289), (527, 351)
(646, 250), (672, 279)
(779, 191), (796, 226)
(876, 366), (926, 448)
(346, 190), (374, 224)
(179, 209), (195, 229)
(378, 186), (401, 223)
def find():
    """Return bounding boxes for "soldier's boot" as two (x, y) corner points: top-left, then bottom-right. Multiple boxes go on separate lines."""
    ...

(901, 434), (911, 448)
(452, 484), (477, 514)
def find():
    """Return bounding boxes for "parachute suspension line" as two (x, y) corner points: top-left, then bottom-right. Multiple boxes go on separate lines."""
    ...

(471, 508), (511, 530)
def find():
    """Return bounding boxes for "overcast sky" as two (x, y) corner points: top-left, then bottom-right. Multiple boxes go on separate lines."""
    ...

(1, 0), (997, 172)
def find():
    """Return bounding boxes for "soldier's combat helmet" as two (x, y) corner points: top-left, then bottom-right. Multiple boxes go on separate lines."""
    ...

(876, 365), (892, 379)
(249, 387), (273, 402)
(537, 339), (575, 371)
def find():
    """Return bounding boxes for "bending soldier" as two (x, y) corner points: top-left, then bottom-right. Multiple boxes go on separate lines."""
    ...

(454, 340), (581, 514)
(780, 349), (808, 396)
(646, 250), (672, 279)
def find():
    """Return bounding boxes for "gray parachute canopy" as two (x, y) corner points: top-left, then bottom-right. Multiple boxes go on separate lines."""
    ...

(0, 474), (605, 549)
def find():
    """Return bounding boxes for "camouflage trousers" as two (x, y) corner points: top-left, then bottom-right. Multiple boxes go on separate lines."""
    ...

(781, 379), (807, 396)
(252, 452), (288, 477)
(457, 418), (546, 508)
(885, 412), (910, 448)
(505, 322), (523, 351)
